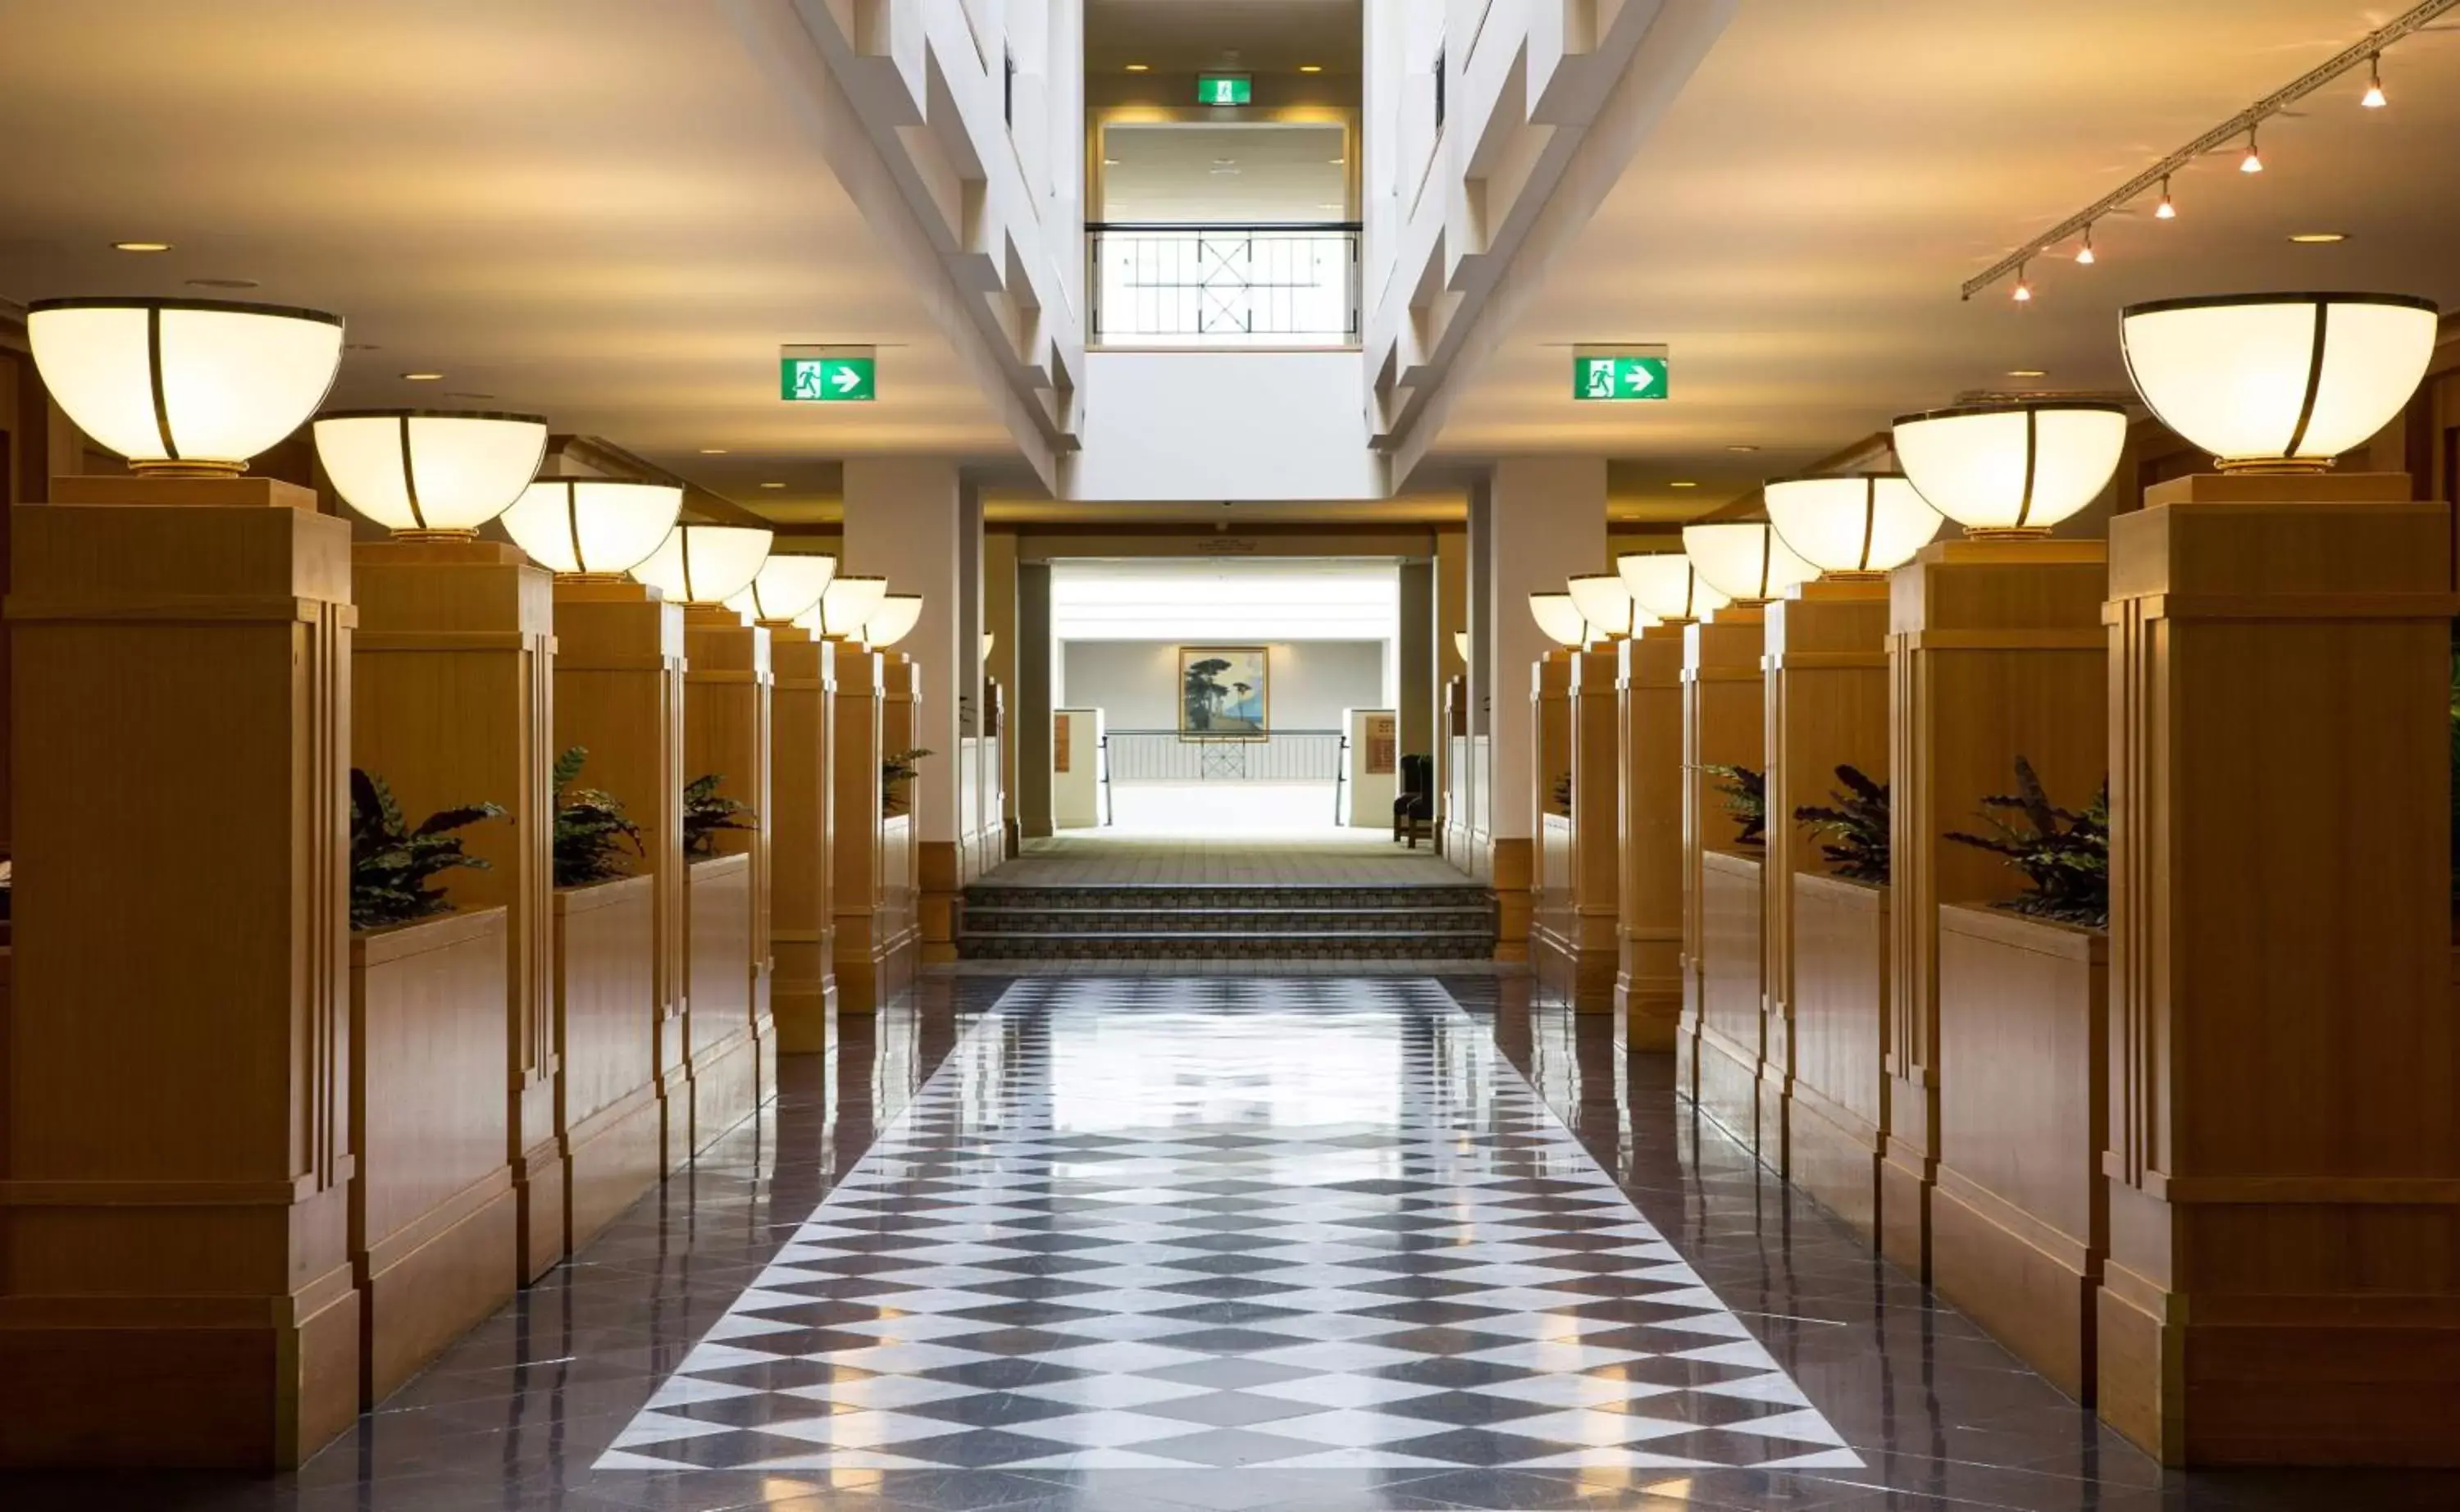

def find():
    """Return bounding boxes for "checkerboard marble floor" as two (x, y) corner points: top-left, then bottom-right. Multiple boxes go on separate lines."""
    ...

(599, 979), (1858, 1484)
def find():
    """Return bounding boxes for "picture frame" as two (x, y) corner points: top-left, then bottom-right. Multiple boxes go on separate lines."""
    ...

(1178, 645), (1269, 740)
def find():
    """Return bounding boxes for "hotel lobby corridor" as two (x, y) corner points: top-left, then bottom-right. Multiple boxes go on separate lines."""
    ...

(10, 976), (2452, 1512)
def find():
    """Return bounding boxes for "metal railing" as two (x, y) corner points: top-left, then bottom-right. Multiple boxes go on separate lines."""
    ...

(1088, 222), (1361, 347)
(1101, 728), (1345, 784)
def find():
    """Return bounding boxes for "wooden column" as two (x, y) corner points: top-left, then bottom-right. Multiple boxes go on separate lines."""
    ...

(0, 476), (358, 1468)
(768, 625), (839, 1055)
(1614, 624), (1687, 1052)
(2100, 472), (2460, 1465)
(879, 654), (923, 1000)
(682, 605), (772, 1149)
(552, 578), (688, 1172)
(1530, 650), (1574, 987)
(1536, 649), (1620, 1011)
(832, 646), (891, 1012)
(352, 539), (554, 1281)
(1885, 537), (2106, 1280)
(1679, 604), (1765, 1136)
(1761, 577), (1890, 1181)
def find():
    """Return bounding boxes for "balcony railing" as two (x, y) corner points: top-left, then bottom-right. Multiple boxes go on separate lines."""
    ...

(1088, 222), (1361, 348)
(1102, 729), (1345, 784)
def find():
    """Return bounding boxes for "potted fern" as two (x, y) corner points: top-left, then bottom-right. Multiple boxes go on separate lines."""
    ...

(1783, 764), (1893, 1243)
(1928, 757), (2111, 1401)
(545, 747), (662, 1250)
(344, 769), (517, 1401)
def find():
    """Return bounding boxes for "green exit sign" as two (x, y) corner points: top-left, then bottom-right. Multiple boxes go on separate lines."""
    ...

(1573, 347), (1670, 402)
(1196, 73), (1252, 106)
(779, 344), (877, 403)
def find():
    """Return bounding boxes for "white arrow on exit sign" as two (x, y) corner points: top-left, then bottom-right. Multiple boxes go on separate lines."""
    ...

(831, 366), (861, 394)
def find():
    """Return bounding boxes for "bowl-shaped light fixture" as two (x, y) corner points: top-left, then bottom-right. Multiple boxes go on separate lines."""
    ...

(501, 479), (684, 576)
(1528, 591), (1588, 648)
(812, 574), (890, 639)
(726, 553), (838, 624)
(1893, 402), (2127, 536)
(1616, 553), (1729, 622)
(983, 631), (997, 658)
(1682, 523), (1818, 604)
(28, 296), (344, 476)
(1763, 473), (1943, 577)
(1451, 629), (1469, 661)
(865, 593), (926, 649)
(313, 409), (548, 536)
(631, 523), (774, 606)
(2119, 292), (2438, 471)
(1566, 573), (1635, 637)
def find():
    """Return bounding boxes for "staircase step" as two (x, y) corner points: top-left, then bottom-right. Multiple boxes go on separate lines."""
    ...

(963, 906), (1493, 934)
(957, 930), (1498, 961)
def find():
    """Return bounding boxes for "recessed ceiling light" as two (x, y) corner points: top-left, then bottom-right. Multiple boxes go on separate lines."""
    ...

(2007, 368), (2048, 378)
(760, 481), (786, 489)
(700, 448), (729, 454)
(1212, 158), (1236, 165)
(112, 240), (171, 253)
(1724, 444), (1759, 453)
(1670, 480), (1699, 489)
(1124, 63), (1149, 72)
(184, 276), (259, 289)
(2289, 231), (2348, 244)
(1103, 157), (1121, 166)
(1330, 157), (1346, 165)
(1316, 203), (1343, 210)
(400, 372), (444, 381)
(1299, 64), (1323, 73)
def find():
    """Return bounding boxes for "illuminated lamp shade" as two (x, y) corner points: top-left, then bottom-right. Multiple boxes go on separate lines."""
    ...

(1763, 473), (1943, 577)
(1892, 402), (2127, 536)
(1451, 630), (1469, 661)
(27, 296), (344, 475)
(983, 632), (996, 658)
(2120, 292), (2438, 471)
(1528, 592), (1588, 649)
(312, 409), (547, 536)
(1566, 573), (1635, 637)
(1681, 522), (1818, 604)
(811, 574), (890, 639)
(501, 479), (683, 576)
(631, 522), (774, 606)
(864, 593), (925, 649)
(726, 553), (838, 624)
(1616, 553), (1729, 622)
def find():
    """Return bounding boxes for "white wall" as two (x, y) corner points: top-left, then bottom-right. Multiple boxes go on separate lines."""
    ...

(1060, 640), (1388, 731)
(1068, 349), (1383, 501)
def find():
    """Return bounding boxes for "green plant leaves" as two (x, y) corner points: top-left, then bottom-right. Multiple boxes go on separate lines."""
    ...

(348, 768), (504, 931)
(1944, 757), (2109, 929)
(683, 772), (757, 858)
(882, 748), (934, 817)
(552, 745), (644, 888)
(1697, 763), (1766, 847)
(1793, 763), (1889, 883)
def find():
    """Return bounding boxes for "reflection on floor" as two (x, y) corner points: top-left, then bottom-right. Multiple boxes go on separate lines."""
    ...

(8, 976), (2459, 1511)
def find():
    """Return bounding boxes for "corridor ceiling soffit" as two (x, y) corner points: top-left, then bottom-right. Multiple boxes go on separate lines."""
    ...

(1085, 0), (1364, 75)
(1435, 1), (2460, 516)
(0, 0), (1018, 505)
(754, 0), (1086, 490)
(1368, 0), (1739, 480)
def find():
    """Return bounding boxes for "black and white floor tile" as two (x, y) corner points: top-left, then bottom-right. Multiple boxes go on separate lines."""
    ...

(599, 977), (1859, 1478)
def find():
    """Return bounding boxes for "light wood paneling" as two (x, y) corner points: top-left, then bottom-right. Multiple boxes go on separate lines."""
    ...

(769, 627), (839, 1055)
(551, 578), (688, 1172)
(1614, 626), (1686, 1051)
(2102, 472), (2460, 1465)
(683, 608), (775, 1121)
(1698, 849), (1765, 1153)
(0, 478), (359, 1469)
(1530, 652), (1574, 983)
(683, 853), (757, 1153)
(877, 656), (923, 998)
(1761, 579), (1889, 1179)
(555, 875), (659, 1255)
(1933, 903), (2107, 1404)
(1535, 650), (1620, 1010)
(1886, 538), (2107, 1280)
(352, 539), (559, 1282)
(349, 907), (517, 1408)
(1679, 606), (1765, 1107)
(833, 648), (892, 1013)
(1788, 872), (1889, 1244)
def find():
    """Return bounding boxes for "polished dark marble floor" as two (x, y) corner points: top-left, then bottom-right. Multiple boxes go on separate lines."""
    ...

(9, 974), (2460, 1512)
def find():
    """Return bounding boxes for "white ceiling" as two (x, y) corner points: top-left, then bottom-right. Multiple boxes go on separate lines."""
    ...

(1055, 557), (1398, 640)
(1101, 123), (1350, 221)
(1085, 0), (1362, 75)
(0, 0), (1013, 521)
(1431, 1), (2460, 521)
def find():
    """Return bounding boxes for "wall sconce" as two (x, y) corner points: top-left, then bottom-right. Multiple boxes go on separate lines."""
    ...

(982, 632), (996, 658)
(1617, 553), (1729, 623)
(1892, 402), (2127, 536)
(500, 479), (684, 576)
(727, 553), (838, 625)
(631, 522), (775, 605)
(1763, 473), (1943, 577)
(2120, 293), (2438, 472)
(1451, 630), (1469, 661)
(1566, 573), (1636, 637)
(809, 574), (890, 640)
(27, 296), (343, 475)
(1681, 522), (1819, 604)
(1528, 591), (1588, 648)
(312, 409), (547, 538)
(864, 593), (926, 649)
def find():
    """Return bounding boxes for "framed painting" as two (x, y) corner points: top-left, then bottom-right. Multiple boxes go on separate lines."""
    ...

(1179, 646), (1269, 740)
